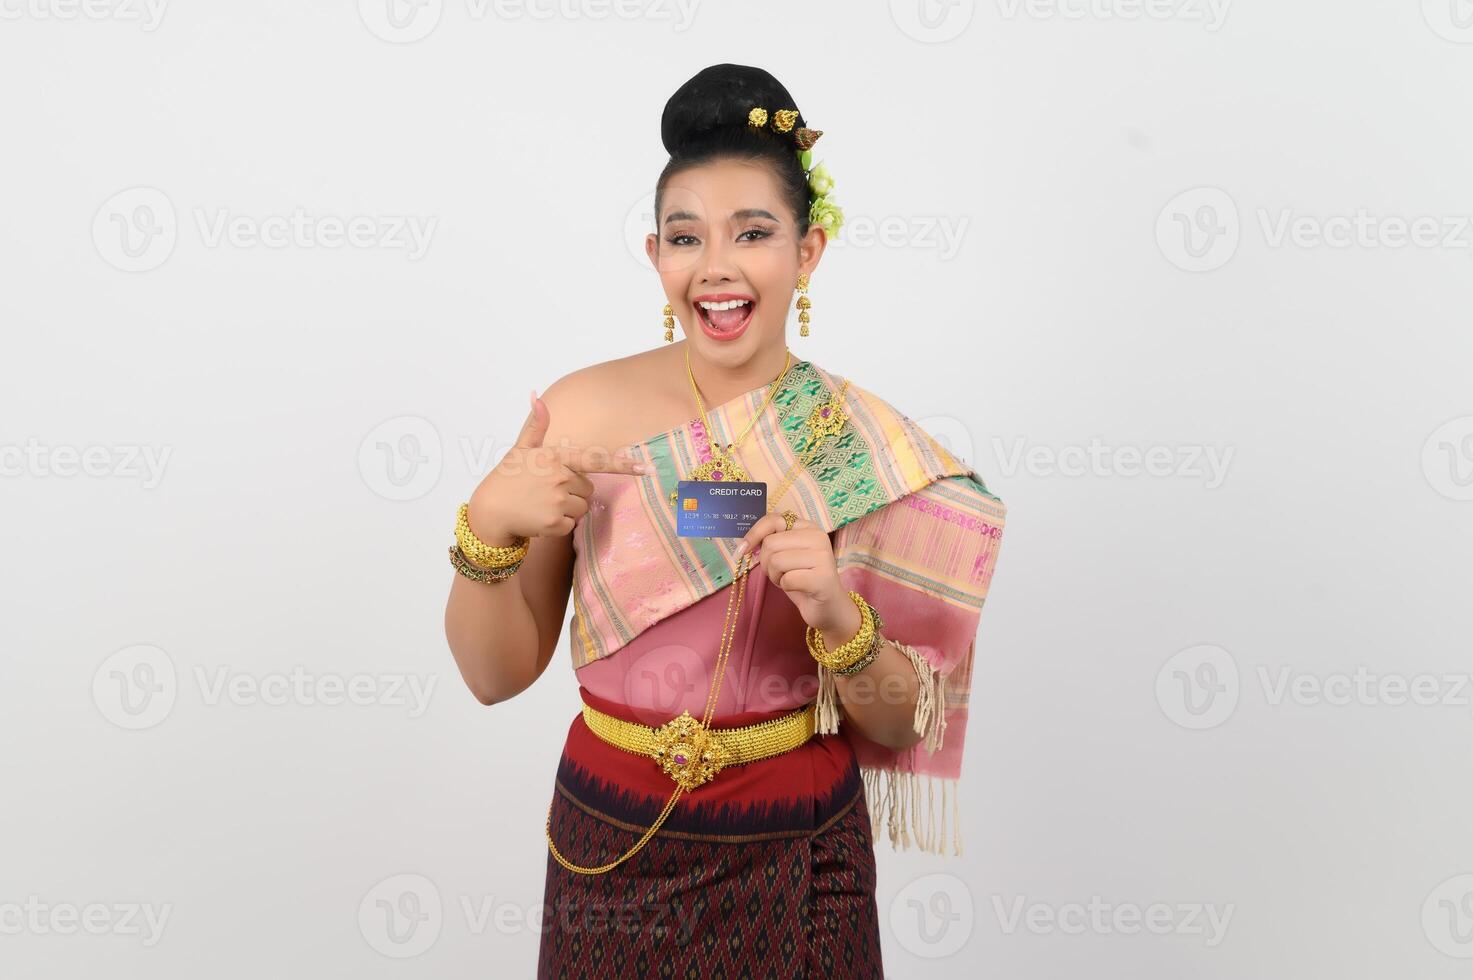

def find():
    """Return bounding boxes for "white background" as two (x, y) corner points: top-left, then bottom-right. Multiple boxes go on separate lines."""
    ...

(3, 1), (1472, 977)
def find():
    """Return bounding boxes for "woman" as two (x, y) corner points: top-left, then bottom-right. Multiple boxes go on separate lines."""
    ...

(443, 64), (1007, 979)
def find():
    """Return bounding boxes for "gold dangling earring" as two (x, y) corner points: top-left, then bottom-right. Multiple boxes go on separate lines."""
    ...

(795, 274), (811, 337)
(663, 302), (674, 343)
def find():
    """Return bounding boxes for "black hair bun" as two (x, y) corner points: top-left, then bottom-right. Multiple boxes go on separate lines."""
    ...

(660, 63), (806, 156)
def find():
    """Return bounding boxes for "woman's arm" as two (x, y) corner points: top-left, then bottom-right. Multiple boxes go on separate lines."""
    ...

(820, 606), (926, 752)
(443, 378), (583, 704)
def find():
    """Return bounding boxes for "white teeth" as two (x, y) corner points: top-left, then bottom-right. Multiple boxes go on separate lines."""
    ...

(698, 299), (752, 311)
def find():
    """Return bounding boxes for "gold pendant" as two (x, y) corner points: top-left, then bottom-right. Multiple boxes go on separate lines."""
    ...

(687, 446), (749, 483)
(804, 398), (847, 441)
(650, 711), (730, 790)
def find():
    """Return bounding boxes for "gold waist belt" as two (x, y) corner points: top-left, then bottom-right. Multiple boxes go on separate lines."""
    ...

(580, 701), (818, 791)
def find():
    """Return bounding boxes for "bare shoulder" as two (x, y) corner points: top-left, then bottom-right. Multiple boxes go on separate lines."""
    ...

(537, 348), (676, 455)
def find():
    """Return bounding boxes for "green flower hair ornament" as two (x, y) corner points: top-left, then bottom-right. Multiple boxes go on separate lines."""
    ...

(799, 149), (844, 240)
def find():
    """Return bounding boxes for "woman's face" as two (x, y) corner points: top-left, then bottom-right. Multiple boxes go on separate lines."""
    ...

(646, 158), (825, 367)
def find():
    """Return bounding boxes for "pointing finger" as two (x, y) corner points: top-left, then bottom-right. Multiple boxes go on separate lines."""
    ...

(557, 443), (651, 476)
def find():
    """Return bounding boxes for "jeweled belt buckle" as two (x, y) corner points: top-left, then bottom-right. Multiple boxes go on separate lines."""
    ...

(649, 710), (731, 791)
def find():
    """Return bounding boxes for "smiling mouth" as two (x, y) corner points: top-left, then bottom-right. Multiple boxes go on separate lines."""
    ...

(697, 300), (755, 334)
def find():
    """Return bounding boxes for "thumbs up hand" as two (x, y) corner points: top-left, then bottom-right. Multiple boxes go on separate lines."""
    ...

(465, 389), (650, 545)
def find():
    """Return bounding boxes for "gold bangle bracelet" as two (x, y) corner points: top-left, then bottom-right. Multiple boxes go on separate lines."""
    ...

(805, 591), (884, 672)
(449, 544), (522, 584)
(455, 503), (529, 569)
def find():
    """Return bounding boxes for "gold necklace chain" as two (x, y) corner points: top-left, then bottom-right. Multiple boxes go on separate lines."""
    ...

(683, 346), (792, 483)
(546, 372), (853, 876)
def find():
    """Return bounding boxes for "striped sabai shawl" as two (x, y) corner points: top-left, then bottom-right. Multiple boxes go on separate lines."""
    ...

(566, 357), (1006, 856)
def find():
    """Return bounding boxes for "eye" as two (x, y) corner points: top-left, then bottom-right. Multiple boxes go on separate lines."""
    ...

(666, 233), (698, 247)
(738, 228), (772, 242)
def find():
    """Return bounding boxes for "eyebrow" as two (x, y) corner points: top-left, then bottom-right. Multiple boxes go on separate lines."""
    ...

(663, 208), (782, 226)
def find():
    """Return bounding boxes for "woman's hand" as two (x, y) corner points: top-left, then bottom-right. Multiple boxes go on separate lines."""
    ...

(466, 391), (649, 544)
(733, 513), (859, 638)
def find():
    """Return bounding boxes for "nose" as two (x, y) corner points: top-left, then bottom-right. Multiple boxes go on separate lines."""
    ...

(699, 233), (738, 285)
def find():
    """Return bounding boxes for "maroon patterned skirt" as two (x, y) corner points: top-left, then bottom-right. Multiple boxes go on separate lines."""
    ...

(537, 687), (884, 979)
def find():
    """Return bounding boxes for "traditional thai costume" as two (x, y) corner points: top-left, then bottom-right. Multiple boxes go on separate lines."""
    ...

(536, 357), (1006, 978)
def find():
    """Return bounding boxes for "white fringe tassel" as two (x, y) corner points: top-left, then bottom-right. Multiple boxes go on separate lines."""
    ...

(815, 639), (961, 856)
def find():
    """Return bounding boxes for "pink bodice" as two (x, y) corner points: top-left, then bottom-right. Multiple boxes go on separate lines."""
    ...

(576, 567), (821, 727)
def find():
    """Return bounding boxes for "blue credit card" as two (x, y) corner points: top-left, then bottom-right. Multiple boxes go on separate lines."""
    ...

(675, 480), (768, 538)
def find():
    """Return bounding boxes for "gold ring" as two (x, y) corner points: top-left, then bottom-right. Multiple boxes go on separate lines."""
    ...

(782, 510), (798, 531)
